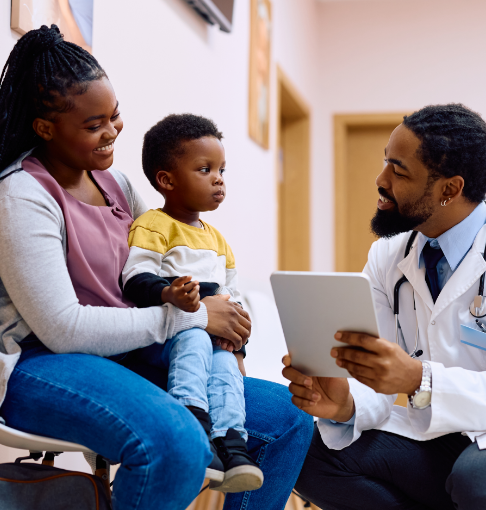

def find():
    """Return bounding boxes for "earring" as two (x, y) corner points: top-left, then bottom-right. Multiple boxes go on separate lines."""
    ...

(441, 198), (452, 207)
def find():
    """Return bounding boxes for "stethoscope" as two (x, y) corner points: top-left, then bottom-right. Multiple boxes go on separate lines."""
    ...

(393, 230), (486, 358)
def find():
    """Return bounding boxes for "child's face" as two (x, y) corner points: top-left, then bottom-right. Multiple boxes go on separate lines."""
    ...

(158, 136), (227, 212)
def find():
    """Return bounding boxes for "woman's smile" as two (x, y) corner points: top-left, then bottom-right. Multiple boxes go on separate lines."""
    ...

(93, 140), (115, 156)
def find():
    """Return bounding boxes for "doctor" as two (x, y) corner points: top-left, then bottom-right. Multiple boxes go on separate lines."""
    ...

(284, 104), (486, 510)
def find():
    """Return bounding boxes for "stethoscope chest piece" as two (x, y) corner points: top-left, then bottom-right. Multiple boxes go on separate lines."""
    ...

(470, 295), (486, 318)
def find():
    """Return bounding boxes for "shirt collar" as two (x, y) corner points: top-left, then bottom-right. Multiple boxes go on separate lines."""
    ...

(417, 201), (486, 271)
(0, 148), (35, 178)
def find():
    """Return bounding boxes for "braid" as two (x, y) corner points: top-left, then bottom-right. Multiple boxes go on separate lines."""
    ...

(0, 24), (106, 175)
(403, 104), (486, 203)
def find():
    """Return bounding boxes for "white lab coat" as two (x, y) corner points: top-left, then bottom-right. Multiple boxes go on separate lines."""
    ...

(318, 225), (486, 450)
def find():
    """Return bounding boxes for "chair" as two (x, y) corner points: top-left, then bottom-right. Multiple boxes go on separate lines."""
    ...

(0, 422), (111, 499)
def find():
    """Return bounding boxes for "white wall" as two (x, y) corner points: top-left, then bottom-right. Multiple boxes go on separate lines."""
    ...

(0, 1), (19, 62)
(316, 0), (486, 269)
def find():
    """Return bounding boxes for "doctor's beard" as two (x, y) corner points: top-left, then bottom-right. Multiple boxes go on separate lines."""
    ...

(370, 185), (435, 238)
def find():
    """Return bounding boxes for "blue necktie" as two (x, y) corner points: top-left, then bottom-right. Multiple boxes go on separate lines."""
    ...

(422, 241), (444, 303)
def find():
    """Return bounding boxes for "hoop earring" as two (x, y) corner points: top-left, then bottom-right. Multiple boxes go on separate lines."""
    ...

(441, 198), (452, 207)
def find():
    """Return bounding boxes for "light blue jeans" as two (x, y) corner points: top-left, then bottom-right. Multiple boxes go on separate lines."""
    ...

(137, 328), (247, 440)
(2, 334), (314, 510)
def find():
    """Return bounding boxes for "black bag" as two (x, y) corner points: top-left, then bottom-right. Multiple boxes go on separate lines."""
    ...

(0, 462), (111, 509)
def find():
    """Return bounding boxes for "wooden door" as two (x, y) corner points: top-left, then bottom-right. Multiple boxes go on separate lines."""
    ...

(334, 113), (410, 408)
(334, 114), (409, 272)
(277, 67), (311, 271)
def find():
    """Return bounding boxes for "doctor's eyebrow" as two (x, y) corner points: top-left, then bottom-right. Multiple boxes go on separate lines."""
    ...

(384, 150), (408, 171)
(386, 158), (408, 171)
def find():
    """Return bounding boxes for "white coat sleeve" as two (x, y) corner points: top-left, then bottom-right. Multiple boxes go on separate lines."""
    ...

(409, 362), (486, 439)
(317, 239), (396, 450)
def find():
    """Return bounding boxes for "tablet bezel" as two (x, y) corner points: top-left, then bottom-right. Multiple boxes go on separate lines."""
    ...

(271, 271), (381, 378)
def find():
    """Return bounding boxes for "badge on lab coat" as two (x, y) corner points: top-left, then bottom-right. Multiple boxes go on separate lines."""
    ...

(460, 324), (486, 352)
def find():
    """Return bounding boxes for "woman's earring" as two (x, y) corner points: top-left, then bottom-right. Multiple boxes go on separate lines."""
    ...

(441, 198), (452, 207)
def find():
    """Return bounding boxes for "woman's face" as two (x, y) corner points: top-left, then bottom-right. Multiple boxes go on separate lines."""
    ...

(34, 77), (123, 171)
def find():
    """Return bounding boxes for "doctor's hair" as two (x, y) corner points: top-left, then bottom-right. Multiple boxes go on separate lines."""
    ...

(0, 25), (106, 176)
(142, 113), (223, 190)
(403, 104), (486, 203)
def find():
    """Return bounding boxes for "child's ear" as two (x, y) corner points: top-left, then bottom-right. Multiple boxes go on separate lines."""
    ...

(156, 170), (175, 192)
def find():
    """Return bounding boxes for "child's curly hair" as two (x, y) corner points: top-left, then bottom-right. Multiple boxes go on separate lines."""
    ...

(142, 113), (223, 190)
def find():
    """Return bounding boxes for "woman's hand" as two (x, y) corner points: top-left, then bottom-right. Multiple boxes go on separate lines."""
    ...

(202, 295), (251, 351)
(282, 354), (355, 421)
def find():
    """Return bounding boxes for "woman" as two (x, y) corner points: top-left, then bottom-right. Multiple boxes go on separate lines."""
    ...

(0, 25), (313, 509)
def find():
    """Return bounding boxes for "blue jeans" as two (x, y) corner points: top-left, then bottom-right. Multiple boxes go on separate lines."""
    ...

(1, 336), (314, 510)
(135, 328), (246, 440)
(295, 423), (486, 510)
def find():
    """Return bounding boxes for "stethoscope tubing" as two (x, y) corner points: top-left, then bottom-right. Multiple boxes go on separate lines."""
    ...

(394, 230), (486, 358)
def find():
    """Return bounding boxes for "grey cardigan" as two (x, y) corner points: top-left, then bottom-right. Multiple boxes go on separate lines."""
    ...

(0, 151), (208, 410)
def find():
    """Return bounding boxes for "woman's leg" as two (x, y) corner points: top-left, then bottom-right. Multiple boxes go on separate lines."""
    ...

(208, 347), (246, 440)
(223, 377), (314, 510)
(1, 339), (212, 510)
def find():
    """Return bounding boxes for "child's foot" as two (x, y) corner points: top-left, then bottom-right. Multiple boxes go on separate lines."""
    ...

(206, 441), (225, 484)
(186, 406), (224, 484)
(209, 428), (264, 493)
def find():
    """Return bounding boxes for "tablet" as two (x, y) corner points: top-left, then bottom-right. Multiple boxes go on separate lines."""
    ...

(270, 272), (380, 377)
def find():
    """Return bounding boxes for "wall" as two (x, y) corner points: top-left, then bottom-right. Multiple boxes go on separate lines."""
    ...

(316, 0), (486, 269)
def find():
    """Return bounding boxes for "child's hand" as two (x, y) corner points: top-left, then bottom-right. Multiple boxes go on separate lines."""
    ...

(212, 336), (237, 352)
(162, 276), (200, 312)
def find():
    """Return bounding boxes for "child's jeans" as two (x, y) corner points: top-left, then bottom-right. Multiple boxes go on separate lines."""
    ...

(135, 328), (247, 441)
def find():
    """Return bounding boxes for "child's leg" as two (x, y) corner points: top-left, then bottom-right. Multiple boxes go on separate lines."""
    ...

(160, 328), (213, 411)
(208, 346), (247, 441)
(135, 329), (226, 484)
(207, 347), (263, 493)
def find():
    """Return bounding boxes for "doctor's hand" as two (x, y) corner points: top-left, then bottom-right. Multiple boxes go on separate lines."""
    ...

(331, 332), (423, 395)
(282, 354), (355, 422)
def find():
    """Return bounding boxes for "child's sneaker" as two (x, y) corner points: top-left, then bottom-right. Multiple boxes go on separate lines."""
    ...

(209, 428), (264, 493)
(187, 407), (225, 484)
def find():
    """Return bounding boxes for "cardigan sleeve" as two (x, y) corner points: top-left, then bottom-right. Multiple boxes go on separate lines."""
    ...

(0, 173), (207, 357)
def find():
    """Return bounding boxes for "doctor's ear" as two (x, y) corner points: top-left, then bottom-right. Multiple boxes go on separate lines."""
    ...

(440, 176), (465, 206)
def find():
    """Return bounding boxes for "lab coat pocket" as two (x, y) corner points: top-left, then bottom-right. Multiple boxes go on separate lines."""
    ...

(460, 324), (486, 352)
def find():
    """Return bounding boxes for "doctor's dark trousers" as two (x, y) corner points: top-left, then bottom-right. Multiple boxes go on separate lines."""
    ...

(295, 423), (486, 510)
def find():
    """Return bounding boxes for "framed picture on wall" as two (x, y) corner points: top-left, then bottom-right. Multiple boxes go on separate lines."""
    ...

(248, 0), (272, 149)
(11, 0), (94, 53)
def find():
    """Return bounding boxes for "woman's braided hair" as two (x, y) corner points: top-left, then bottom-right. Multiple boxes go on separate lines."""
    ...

(0, 24), (106, 176)
(403, 103), (486, 203)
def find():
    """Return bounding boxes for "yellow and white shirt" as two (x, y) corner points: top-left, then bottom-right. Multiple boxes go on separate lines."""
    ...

(122, 209), (241, 305)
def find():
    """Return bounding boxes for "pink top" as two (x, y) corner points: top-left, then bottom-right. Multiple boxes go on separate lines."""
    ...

(23, 156), (134, 308)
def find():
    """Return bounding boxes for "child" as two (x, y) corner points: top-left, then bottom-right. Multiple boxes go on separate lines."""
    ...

(121, 114), (263, 493)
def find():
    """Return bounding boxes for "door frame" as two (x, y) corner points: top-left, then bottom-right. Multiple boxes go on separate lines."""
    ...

(334, 113), (410, 271)
(276, 66), (311, 270)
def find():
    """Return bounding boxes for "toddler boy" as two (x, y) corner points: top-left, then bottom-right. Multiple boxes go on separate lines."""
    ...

(122, 114), (263, 493)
